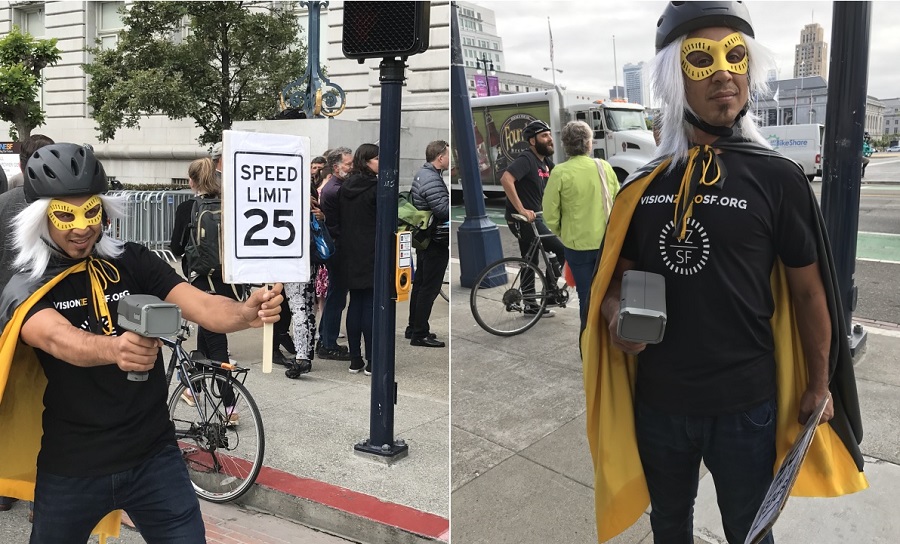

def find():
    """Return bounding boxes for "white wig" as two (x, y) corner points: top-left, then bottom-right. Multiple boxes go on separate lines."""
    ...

(650, 32), (776, 167)
(13, 194), (127, 279)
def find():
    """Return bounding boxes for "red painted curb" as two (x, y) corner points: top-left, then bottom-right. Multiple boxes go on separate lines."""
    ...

(253, 465), (450, 541)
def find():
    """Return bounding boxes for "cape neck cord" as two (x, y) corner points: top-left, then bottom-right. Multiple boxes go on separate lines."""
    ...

(81, 256), (121, 336)
(673, 144), (727, 242)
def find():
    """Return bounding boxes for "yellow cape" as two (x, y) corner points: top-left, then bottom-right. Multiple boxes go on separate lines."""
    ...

(581, 159), (868, 542)
(0, 263), (122, 543)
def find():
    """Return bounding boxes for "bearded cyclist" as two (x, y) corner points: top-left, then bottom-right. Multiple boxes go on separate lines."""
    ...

(499, 120), (567, 317)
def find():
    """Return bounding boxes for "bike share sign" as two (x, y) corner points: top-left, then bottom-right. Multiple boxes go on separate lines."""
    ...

(222, 130), (311, 284)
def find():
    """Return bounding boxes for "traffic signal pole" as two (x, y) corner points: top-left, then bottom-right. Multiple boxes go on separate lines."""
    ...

(820, 1), (871, 355)
(342, 1), (431, 463)
(450, 2), (504, 288)
(354, 57), (409, 462)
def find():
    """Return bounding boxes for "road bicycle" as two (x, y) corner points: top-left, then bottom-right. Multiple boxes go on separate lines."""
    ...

(161, 323), (265, 503)
(470, 212), (569, 336)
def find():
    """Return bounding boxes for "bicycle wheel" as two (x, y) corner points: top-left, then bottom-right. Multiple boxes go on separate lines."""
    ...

(470, 257), (548, 336)
(168, 372), (265, 503)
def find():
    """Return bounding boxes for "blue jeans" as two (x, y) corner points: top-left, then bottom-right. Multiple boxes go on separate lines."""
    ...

(635, 398), (777, 544)
(563, 247), (599, 329)
(31, 444), (204, 544)
(319, 260), (348, 349)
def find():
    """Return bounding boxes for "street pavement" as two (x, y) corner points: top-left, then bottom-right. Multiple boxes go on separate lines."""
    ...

(449, 157), (900, 543)
(0, 263), (450, 544)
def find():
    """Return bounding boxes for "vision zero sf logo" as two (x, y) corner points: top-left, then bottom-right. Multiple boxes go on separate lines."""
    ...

(659, 218), (710, 275)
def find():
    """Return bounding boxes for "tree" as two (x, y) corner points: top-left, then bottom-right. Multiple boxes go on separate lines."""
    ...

(0, 27), (61, 140)
(83, 1), (307, 146)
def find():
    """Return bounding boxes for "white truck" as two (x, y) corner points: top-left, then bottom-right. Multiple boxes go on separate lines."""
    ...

(454, 88), (657, 198)
(762, 124), (825, 181)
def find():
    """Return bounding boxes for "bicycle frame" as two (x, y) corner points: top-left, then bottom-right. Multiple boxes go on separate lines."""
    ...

(160, 329), (251, 437)
(517, 217), (563, 292)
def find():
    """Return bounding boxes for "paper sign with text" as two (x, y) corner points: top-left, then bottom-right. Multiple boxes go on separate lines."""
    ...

(744, 395), (830, 544)
(222, 130), (311, 284)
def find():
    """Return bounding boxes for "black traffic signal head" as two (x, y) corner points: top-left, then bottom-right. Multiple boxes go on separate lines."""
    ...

(342, 1), (430, 60)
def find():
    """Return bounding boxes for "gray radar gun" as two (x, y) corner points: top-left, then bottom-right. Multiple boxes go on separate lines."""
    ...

(617, 271), (667, 344)
(117, 295), (181, 382)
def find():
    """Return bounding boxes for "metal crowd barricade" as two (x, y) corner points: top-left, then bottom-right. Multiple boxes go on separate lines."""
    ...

(107, 189), (194, 263)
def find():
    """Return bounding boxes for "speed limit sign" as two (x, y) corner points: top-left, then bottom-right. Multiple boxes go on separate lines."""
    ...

(221, 130), (311, 284)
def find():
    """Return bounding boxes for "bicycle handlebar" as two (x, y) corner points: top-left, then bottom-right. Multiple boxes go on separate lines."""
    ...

(511, 211), (543, 222)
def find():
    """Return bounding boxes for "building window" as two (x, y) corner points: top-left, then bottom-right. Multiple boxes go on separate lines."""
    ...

(768, 109), (778, 126)
(783, 108), (793, 125)
(98, 1), (125, 50)
(20, 7), (45, 37)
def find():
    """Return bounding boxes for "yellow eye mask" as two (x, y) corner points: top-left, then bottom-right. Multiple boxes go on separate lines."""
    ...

(47, 195), (103, 230)
(681, 32), (748, 81)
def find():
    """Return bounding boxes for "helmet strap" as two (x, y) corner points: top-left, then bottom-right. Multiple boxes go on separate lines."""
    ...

(683, 101), (750, 139)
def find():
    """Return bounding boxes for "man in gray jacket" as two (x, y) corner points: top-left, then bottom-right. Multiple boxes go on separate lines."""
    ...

(406, 140), (450, 347)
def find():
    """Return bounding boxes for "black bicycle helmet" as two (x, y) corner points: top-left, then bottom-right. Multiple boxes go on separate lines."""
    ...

(522, 120), (551, 142)
(655, 1), (754, 52)
(24, 143), (108, 203)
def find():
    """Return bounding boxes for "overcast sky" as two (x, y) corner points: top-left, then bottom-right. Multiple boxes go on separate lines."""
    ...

(471, 1), (900, 101)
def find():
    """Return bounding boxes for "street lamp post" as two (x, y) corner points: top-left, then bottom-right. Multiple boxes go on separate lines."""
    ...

(475, 53), (498, 96)
(543, 66), (563, 87)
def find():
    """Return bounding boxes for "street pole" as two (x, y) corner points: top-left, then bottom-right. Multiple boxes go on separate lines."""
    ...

(820, 1), (871, 355)
(354, 57), (409, 462)
(613, 35), (618, 98)
(451, 1), (503, 287)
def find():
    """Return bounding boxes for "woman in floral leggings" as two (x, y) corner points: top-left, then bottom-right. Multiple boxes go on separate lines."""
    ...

(283, 279), (317, 379)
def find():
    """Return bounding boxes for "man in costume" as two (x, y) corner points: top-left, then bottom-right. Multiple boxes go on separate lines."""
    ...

(0, 143), (284, 543)
(581, 2), (867, 543)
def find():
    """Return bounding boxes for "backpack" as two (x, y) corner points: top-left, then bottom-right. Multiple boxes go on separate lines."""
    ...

(183, 197), (222, 276)
(398, 191), (433, 250)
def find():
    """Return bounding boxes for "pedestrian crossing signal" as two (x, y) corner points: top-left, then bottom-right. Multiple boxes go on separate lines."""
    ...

(342, 1), (430, 60)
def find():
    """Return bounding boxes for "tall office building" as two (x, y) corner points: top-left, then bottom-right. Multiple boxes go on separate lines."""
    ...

(794, 23), (828, 80)
(457, 2), (504, 74)
(457, 2), (555, 96)
(623, 62), (647, 105)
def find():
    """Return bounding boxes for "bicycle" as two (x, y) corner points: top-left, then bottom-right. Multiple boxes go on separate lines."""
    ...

(161, 323), (265, 503)
(470, 212), (569, 336)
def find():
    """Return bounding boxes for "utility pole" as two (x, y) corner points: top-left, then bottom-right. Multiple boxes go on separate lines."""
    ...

(820, 1), (871, 355)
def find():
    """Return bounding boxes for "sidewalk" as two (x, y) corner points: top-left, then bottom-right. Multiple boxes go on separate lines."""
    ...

(0, 495), (355, 543)
(0, 269), (450, 544)
(449, 259), (900, 543)
(197, 290), (451, 544)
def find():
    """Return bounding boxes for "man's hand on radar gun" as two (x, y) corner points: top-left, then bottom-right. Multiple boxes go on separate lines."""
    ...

(607, 316), (647, 355)
(115, 332), (160, 373)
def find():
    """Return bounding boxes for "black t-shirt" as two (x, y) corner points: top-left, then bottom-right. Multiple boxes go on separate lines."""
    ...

(26, 243), (185, 476)
(621, 150), (818, 415)
(503, 150), (554, 220)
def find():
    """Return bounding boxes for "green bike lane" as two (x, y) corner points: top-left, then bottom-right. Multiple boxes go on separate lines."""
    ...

(452, 206), (900, 264)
